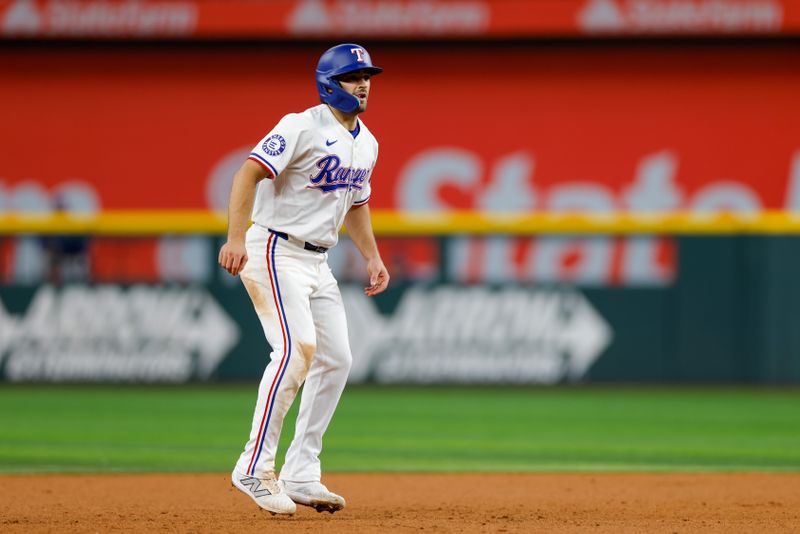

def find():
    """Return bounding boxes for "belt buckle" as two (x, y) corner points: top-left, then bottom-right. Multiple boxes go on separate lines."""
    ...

(304, 242), (327, 253)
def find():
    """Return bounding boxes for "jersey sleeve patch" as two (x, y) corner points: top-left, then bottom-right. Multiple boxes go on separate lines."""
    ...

(262, 134), (286, 156)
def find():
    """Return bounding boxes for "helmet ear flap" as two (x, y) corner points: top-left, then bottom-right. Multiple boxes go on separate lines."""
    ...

(315, 43), (382, 113)
(316, 72), (359, 113)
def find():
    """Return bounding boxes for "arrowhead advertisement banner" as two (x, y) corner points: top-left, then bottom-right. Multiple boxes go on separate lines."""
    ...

(0, 285), (239, 382)
(0, 283), (610, 384)
(2, 245), (797, 384)
(343, 286), (613, 384)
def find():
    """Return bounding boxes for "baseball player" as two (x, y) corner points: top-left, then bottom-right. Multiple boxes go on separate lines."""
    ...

(218, 43), (389, 516)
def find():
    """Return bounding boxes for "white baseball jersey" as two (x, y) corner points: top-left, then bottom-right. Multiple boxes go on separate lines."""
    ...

(247, 104), (377, 248)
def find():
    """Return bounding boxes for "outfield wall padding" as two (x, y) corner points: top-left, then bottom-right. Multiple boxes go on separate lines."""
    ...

(1, 236), (799, 384)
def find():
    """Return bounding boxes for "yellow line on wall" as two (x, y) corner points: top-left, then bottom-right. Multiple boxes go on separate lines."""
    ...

(2, 210), (800, 235)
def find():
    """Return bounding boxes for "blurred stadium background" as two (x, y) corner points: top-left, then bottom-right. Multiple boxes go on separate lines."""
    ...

(1, 0), (799, 476)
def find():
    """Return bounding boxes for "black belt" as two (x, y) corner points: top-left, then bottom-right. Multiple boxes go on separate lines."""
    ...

(268, 229), (328, 253)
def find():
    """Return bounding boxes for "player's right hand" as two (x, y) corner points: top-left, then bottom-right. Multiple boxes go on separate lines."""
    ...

(219, 241), (248, 276)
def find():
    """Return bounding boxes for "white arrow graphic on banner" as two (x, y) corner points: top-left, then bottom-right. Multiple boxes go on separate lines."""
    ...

(0, 285), (239, 382)
(342, 286), (612, 385)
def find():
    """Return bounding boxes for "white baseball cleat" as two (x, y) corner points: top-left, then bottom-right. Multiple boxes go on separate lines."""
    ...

(281, 480), (346, 514)
(231, 470), (296, 515)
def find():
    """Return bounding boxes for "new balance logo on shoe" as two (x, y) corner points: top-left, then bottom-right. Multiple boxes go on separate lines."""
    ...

(231, 470), (296, 515)
(238, 475), (273, 497)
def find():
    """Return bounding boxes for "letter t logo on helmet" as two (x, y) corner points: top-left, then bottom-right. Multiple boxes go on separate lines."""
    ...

(316, 43), (383, 114)
(350, 48), (366, 62)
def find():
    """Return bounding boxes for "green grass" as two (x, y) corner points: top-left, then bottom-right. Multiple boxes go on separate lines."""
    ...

(0, 385), (798, 474)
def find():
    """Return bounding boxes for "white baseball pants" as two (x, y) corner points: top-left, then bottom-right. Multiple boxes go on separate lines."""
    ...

(234, 224), (352, 482)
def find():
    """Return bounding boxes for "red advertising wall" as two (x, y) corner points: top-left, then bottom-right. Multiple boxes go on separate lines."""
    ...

(2, 43), (799, 215)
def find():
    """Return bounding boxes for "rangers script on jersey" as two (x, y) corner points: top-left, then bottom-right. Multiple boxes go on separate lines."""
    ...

(247, 104), (378, 248)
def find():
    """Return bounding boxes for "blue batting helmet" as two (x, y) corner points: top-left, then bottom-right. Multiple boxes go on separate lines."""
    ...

(316, 43), (383, 113)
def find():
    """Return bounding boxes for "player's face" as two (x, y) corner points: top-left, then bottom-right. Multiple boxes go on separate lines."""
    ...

(336, 70), (371, 113)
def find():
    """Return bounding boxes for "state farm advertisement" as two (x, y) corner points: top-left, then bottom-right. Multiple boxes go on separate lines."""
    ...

(1, 0), (799, 39)
(2, 44), (799, 286)
(2, 45), (799, 214)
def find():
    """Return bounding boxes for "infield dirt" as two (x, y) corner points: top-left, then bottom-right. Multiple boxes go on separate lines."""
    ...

(1, 473), (798, 533)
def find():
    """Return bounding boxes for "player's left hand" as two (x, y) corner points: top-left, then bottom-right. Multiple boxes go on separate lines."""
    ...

(364, 257), (389, 296)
